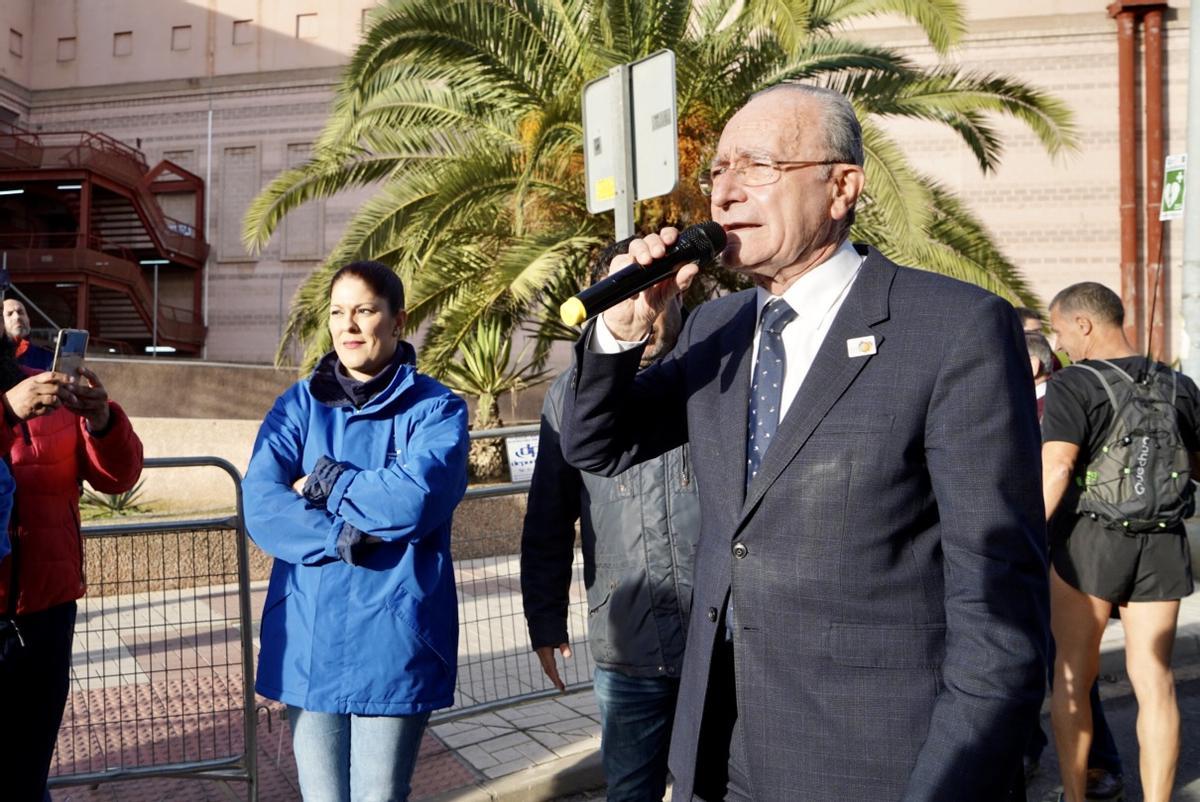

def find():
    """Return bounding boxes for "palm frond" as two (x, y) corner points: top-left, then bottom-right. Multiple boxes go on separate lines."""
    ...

(256, 0), (1072, 373)
(808, 0), (965, 54)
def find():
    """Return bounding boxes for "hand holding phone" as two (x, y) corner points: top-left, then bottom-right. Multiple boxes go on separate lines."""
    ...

(52, 329), (88, 380)
(61, 366), (111, 432)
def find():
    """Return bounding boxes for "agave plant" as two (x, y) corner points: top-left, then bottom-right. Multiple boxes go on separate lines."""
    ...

(244, 0), (1076, 375)
(81, 479), (149, 518)
(440, 318), (550, 480)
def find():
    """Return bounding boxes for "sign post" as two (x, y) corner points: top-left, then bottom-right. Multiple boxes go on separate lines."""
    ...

(583, 50), (679, 240)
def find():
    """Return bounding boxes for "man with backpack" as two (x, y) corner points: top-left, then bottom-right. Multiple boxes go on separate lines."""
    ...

(1043, 282), (1200, 802)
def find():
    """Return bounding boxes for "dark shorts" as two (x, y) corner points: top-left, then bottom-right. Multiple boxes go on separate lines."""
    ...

(1052, 521), (1194, 603)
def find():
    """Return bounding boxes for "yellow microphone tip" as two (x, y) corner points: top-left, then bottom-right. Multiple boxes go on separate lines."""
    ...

(560, 297), (587, 327)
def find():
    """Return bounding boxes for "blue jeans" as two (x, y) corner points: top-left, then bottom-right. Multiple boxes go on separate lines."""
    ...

(593, 667), (680, 802)
(287, 706), (430, 802)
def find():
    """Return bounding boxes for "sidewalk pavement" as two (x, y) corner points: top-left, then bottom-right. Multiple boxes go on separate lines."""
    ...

(48, 526), (1200, 802)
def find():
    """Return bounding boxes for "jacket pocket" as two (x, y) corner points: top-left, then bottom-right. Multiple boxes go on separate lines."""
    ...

(386, 589), (455, 678)
(829, 622), (946, 669)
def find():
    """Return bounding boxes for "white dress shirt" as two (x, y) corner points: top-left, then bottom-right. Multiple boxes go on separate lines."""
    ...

(752, 240), (864, 421)
(593, 239), (865, 424)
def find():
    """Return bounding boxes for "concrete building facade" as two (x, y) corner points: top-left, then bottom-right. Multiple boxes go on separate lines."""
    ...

(0, 0), (1193, 363)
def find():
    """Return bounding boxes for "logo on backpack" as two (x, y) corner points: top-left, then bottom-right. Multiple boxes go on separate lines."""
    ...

(1072, 359), (1194, 532)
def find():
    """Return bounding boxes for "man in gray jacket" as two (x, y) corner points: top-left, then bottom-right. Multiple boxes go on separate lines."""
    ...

(521, 285), (698, 802)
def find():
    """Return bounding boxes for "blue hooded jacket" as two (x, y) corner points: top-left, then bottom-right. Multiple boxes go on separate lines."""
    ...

(245, 345), (469, 715)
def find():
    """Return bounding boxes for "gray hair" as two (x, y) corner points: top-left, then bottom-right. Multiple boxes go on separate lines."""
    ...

(1024, 331), (1054, 378)
(1049, 282), (1125, 327)
(752, 83), (864, 167)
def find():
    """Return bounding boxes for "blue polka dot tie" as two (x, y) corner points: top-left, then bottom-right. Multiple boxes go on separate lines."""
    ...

(746, 299), (797, 491)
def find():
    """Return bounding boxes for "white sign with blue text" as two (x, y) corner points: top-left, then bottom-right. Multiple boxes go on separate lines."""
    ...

(505, 435), (540, 483)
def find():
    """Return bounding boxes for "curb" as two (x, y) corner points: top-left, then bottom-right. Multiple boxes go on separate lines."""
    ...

(427, 750), (604, 802)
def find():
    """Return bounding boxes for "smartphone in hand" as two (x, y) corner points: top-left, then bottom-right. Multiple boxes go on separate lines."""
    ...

(52, 329), (89, 379)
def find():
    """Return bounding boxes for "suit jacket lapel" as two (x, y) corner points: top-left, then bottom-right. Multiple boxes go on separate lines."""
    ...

(713, 296), (757, 509)
(739, 248), (896, 523)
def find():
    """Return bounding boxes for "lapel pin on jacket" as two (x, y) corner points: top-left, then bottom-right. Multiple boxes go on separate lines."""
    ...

(846, 335), (877, 357)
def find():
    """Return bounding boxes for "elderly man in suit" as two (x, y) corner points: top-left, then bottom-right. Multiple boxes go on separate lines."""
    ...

(560, 83), (1049, 801)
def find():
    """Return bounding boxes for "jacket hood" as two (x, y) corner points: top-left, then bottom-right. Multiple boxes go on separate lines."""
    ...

(308, 341), (417, 409)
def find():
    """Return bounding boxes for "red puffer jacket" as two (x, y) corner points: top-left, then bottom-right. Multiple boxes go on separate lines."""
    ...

(0, 402), (143, 614)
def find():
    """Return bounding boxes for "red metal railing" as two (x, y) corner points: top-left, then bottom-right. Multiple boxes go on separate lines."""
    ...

(0, 232), (206, 347)
(0, 127), (43, 168)
(0, 130), (207, 263)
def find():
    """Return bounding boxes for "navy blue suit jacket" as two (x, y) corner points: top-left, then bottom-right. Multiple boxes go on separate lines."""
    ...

(561, 245), (1049, 801)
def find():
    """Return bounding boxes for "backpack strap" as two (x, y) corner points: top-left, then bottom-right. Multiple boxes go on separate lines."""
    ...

(1091, 358), (1137, 385)
(1066, 362), (1121, 412)
(1166, 363), (1178, 406)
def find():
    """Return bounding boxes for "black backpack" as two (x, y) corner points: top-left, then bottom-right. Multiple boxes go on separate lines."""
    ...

(1070, 359), (1195, 532)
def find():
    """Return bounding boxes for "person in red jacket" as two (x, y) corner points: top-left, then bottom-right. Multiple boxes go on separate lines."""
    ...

(0, 341), (143, 802)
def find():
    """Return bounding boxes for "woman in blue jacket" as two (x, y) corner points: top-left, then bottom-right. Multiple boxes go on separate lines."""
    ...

(244, 261), (468, 802)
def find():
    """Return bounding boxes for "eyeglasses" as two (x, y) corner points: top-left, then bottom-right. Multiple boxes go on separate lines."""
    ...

(698, 158), (839, 196)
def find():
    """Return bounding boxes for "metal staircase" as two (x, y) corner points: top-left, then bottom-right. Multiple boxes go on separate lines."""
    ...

(0, 124), (208, 354)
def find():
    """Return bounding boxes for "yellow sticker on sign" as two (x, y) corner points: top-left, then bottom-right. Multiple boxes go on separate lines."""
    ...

(595, 177), (616, 201)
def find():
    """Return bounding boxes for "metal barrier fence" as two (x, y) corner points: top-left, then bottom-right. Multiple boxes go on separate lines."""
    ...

(49, 457), (258, 800)
(45, 425), (593, 797)
(439, 424), (595, 723)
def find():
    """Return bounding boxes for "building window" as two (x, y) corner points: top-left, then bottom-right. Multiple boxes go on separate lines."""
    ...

(56, 37), (77, 62)
(283, 143), (324, 260)
(171, 25), (191, 51)
(219, 145), (260, 261)
(163, 149), (195, 170)
(8, 29), (22, 58)
(113, 31), (133, 57)
(295, 13), (318, 39)
(232, 19), (254, 45)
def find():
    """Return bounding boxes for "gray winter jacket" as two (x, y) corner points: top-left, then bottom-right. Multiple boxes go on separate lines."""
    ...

(520, 369), (700, 677)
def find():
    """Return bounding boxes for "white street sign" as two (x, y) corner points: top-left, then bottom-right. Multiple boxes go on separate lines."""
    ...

(582, 50), (678, 215)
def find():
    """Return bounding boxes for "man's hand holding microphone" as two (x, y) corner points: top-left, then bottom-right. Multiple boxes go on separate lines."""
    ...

(559, 222), (726, 340)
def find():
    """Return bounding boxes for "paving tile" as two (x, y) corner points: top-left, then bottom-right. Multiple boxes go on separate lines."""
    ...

(457, 743), (501, 770)
(530, 714), (598, 736)
(455, 712), (512, 729)
(489, 746), (531, 764)
(514, 740), (557, 763)
(483, 758), (540, 779)
(527, 729), (572, 750)
(548, 735), (600, 759)
(436, 724), (515, 749)
(475, 731), (531, 752)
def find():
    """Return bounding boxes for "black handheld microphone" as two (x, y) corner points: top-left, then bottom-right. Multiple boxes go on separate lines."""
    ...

(559, 222), (727, 326)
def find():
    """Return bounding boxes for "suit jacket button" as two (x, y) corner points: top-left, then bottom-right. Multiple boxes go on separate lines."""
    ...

(707, 607), (718, 622)
(732, 542), (748, 559)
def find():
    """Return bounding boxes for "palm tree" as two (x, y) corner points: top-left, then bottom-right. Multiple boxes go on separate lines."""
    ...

(244, 0), (1076, 376)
